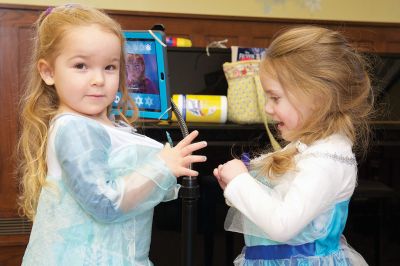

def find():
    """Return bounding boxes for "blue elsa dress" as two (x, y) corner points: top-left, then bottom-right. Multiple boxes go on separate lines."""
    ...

(223, 135), (368, 265)
(22, 113), (179, 266)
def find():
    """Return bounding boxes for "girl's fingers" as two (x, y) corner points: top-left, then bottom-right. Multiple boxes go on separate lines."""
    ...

(180, 168), (199, 177)
(180, 141), (207, 156)
(183, 155), (207, 165)
(175, 130), (199, 149)
(213, 168), (219, 178)
(216, 178), (226, 190)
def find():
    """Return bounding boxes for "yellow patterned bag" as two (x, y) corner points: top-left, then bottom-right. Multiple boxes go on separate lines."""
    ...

(223, 60), (280, 150)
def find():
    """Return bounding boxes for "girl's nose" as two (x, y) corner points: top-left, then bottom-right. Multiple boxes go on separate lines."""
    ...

(91, 70), (105, 86)
(265, 100), (274, 115)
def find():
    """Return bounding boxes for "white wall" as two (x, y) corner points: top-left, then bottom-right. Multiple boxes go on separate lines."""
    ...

(0, 0), (399, 23)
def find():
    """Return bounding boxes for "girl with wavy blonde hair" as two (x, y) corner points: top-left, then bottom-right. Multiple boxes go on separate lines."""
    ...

(214, 26), (372, 265)
(18, 4), (207, 265)
(18, 3), (135, 222)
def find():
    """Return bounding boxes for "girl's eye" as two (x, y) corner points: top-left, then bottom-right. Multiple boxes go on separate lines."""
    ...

(105, 65), (117, 71)
(269, 96), (280, 103)
(272, 97), (279, 102)
(74, 63), (87, 70)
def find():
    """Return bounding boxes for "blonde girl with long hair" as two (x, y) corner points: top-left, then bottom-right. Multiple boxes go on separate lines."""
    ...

(18, 4), (207, 265)
(214, 26), (372, 265)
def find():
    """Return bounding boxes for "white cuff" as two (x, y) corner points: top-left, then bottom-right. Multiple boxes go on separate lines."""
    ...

(223, 172), (254, 206)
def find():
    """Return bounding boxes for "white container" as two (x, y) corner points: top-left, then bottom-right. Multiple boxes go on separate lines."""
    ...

(171, 94), (227, 123)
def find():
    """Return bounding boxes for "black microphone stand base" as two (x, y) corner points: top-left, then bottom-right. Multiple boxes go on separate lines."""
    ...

(180, 177), (200, 266)
(170, 100), (200, 266)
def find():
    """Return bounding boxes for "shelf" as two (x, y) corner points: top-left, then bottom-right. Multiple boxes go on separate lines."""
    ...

(167, 47), (230, 54)
(137, 120), (400, 130)
(139, 121), (266, 130)
(370, 120), (400, 129)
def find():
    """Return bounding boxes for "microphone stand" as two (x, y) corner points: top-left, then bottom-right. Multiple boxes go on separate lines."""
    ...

(170, 100), (200, 266)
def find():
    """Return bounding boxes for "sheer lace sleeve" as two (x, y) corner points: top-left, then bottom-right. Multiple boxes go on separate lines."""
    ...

(54, 116), (177, 223)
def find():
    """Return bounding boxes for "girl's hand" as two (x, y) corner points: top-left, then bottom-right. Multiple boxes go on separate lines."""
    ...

(159, 130), (207, 177)
(213, 165), (228, 190)
(213, 159), (248, 189)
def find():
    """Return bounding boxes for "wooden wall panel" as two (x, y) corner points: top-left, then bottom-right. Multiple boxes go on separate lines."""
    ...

(0, 235), (28, 266)
(110, 10), (400, 53)
(0, 8), (39, 265)
(0, 4), (399, 265)
(0, 9), (37, 218)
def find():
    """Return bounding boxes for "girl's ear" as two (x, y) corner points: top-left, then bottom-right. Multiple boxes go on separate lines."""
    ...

(37, 59), (55, 85)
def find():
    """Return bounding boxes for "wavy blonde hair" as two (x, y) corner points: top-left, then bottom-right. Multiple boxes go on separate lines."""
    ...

(252, 26), (374, 179)
(17, 4), (137, 221)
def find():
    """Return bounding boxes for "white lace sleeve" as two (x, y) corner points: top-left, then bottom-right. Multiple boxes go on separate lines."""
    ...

(223, 153), (356, 243)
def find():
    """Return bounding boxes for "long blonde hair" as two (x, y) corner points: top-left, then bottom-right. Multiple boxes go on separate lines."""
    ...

(17, 4), (137, 221)
(253, 26), (374, 178)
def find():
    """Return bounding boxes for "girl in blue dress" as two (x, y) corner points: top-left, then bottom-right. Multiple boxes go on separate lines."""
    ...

(214, 26), (372, 265)
(18, 4), (207, 265)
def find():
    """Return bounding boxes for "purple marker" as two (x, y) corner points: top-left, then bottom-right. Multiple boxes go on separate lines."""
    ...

(241, 152), (250, 169)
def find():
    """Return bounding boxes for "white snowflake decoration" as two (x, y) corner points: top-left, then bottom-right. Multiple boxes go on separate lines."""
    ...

(144, 96), (153, 107)
(134, 95), (143, 106)
(257, 0), (322, 13)
(303, 0), (321, 11)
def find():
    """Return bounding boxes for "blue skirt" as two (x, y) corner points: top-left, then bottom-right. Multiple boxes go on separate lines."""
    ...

(235, 239), (367, 266)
